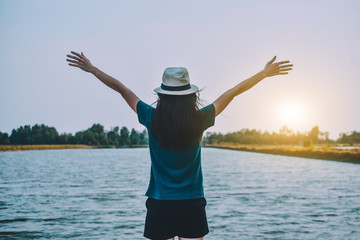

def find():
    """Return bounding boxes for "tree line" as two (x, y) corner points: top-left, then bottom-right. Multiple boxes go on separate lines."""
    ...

(203, 126), (360, 146)
(0, 124), (148, 147)
(1, 124), (359, 146)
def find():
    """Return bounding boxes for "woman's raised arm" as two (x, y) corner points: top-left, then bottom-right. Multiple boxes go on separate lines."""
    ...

(66, 51), (140, 112)
(212, 56), (293, 116)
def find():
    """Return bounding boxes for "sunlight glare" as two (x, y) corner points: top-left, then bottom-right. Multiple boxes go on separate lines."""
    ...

(278, 102), (306, 130)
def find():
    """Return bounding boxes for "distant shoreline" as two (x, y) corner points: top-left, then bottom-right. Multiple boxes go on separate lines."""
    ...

(0, 144), (150, 152)
(205, 144), (360, 163)
(1, 144), (359, 163)
(0, 144), (94, 152)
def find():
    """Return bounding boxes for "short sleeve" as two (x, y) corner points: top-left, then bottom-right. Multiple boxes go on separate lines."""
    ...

(137, 100), (155, 129)
(200, 104), (215, 131)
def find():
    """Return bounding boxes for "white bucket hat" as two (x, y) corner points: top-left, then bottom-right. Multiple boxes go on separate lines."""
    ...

(154, 67), (199, 95)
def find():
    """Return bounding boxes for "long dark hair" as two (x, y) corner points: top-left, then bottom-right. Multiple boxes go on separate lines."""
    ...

(150, 93), (205, 151)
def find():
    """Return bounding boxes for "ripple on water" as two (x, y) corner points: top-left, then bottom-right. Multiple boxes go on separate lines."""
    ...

(0, 148), (360, 239)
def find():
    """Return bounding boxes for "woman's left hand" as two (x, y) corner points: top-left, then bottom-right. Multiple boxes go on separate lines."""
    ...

(262, 56), (293, 77)
(66, 51), (95, 73)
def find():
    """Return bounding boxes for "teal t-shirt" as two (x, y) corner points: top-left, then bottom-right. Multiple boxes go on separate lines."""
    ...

(137, 100), (215, 200)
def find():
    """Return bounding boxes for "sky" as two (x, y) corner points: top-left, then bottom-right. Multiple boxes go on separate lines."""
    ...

(0, 0), (359, 140)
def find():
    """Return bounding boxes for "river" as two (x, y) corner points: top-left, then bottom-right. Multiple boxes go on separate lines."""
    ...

(0, 148), (359, 239)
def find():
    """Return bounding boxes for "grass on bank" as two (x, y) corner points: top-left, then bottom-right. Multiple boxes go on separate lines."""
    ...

(0, 144), (150, 152)
(0, 144), (94, 152)
(205, 143), (360, 163)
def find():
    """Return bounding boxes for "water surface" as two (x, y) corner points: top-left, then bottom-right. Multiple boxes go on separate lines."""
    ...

(0, 148), (359, 239)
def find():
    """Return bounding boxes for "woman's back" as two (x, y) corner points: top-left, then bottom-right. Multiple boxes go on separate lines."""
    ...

(137, 100), (215, 200)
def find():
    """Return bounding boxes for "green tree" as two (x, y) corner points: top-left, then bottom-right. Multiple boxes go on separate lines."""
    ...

(139, 129), (148, 145)
(30, 124), (59, 144)
(107, 126), (120, 146)
(74, 123), (108, 145)
(308, 126), (320, 144)
(0, 131), (10, 144)
(120, 127), (130, 146)
(9, 125), (31, 144)
(129, 128), (140, 145)
(337, 131), (360, 145)
(58, 133), (76, 144)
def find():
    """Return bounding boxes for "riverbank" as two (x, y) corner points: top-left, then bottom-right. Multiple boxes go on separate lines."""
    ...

(205, 144), (360, 163)
(0, 144), (150, 152)
(0, 144), (94, 152)
(2, 144), (359, 163)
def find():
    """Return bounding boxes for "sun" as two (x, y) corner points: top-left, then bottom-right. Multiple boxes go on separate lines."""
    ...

(278, 102), (306, 129)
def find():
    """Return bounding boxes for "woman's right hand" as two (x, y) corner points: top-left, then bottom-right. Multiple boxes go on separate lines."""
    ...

(66, 51), (95, 73)
(262, 56), (293, 77)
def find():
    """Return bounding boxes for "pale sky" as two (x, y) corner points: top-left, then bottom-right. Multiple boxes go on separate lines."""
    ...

(1, 0), (359, 139)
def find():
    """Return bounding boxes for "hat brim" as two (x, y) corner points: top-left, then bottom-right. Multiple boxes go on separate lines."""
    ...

(154, 84), (199, 95)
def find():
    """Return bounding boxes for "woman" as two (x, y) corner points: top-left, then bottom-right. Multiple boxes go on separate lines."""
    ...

(66, 51), (292, 240)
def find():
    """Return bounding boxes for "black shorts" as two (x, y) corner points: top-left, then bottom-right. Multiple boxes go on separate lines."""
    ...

(144, 197), (209, 239)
